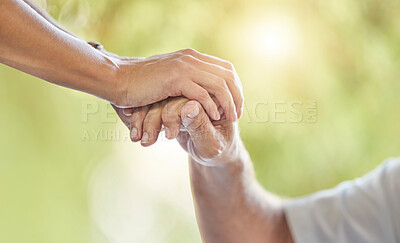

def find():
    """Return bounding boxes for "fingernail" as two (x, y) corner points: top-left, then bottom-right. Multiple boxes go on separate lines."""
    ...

(131, 127), (138, 139)
(213, 110), (221, 120)
(165, 127), (171, 139)
(123, 108), (133, 117)
(142, 132), (149, 143)
(187, 105), (200, 119)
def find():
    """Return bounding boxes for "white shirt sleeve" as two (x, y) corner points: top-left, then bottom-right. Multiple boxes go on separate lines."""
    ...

(284, 158), (400, 243)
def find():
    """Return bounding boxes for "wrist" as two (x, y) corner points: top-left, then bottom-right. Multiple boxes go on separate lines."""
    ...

(107, 58), (148, 107)
(85, 41), (127, 106)
(93, 55), (128, 106)
(190, 127), (249, 168)
(109, 61), (129, 107)
(190, 135), (252, 179)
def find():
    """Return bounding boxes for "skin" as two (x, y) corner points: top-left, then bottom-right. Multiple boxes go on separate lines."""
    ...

(115, 98), (294, 243)
(5, 1), (290, 240)
(0, 0), (243, 121)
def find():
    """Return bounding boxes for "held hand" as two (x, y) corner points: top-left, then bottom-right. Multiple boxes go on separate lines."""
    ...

(176, 100), (238, 166)
(113, 98), (189, 144)
(114, 97), (239, 166)
(115, 48), (244, 122)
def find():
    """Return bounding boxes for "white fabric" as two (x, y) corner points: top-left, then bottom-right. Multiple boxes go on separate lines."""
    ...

(284, 158), (400, 243)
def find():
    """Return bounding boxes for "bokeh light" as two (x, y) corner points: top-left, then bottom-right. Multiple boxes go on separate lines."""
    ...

(248, 13), (301, 63)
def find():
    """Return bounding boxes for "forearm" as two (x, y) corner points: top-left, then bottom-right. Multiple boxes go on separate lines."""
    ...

(0, 0), (124, 104)
(22, 0), (140, 68)
(22, 0), (80, 39)
(189, 138), (293, 243)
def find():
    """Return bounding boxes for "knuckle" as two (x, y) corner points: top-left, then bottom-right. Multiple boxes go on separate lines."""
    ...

(169, 99), (185, 111)
(162, 106), (177, 123)
(191, 113), (208, 131)
(181, 48), (197, 55)
(225, 70), (236, 83)
(174, 59), (190, 71)
(196, 117), (209, 131)
(131, 110), (145, 121)
(163, 97), (189, 121)
(225, 61), (234, 70)
(174, 59), (185, 68)
(180, 54), (195, 63)
(197, 89), (210, 102)
(215, 78), (229, 93)
(215, 77), (226, 87)
(221, 100), (232, 111)
(147, 105), (162, 116)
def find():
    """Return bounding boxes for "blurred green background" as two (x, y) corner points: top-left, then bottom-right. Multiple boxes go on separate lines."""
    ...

(1, 0), (400, 242)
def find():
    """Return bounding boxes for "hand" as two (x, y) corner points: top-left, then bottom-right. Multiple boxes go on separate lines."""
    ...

(115, 48), (244, 122)
(114, 96), (239, 166)
(176, 99), (239, 166)
(114, 98), (293, 243)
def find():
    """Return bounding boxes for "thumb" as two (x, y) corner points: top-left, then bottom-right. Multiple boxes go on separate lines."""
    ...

(180, 101), (226, 160)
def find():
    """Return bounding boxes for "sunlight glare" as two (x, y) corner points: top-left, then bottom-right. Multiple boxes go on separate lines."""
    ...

(250, 14), (300, 63)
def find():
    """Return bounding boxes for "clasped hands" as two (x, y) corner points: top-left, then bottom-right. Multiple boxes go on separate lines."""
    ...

(114, 97), (240, 166)
(110, 49), (244, 165)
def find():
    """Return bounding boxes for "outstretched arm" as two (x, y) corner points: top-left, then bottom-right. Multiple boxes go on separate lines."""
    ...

(21, 0), (133, 61)
(0, 0), (243, 118)
(0, 0), (121, 103)
(21, 0), (79, 38)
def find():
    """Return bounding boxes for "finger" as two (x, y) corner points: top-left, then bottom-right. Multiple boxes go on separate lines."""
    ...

(233, 71), (244, 118)
(161, 97), (188, 140)
(188, 49), (244, 118)
(141, 102), (164, 147)
(112, 104), (131, 128)
(180, 100), (225, 159)
(180, 48), (231, 69)
(180, 49), (243, 92)
(186, 66), (237, 122)
(180, 81), (220, 121)
(211, 95), (227, 122)
(181, 54), (244, 119)
(211, 95), (220, 107)
(123, 108), (134, 117)
(195, 57), (243, 119)
(130, 106), (150, 142)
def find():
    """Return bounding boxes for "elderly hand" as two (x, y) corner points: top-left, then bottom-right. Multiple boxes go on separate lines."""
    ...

(114, 97), (295, 243)
(114, 96), (240, 166)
